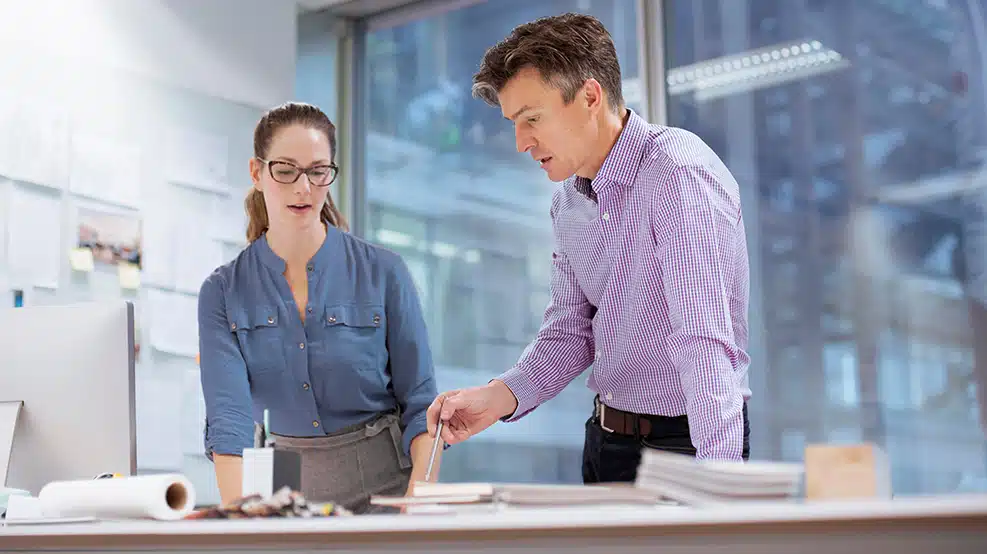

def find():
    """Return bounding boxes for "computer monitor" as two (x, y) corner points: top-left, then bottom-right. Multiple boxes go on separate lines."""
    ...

(0, 301), (137, 495)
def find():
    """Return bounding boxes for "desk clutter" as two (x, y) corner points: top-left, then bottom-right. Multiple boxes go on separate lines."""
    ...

(371, 450), (808, 513)
(371, 481), (667, 511)
(3, 473), (351, 524)
(185, 487), (351, 519)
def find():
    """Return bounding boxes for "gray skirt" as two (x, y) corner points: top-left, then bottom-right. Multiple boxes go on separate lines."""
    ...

(272, 412), (412, 514)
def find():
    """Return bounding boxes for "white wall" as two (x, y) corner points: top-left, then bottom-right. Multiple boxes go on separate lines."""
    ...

(0, 0), (300, 506)
(0, 0), (297, 109)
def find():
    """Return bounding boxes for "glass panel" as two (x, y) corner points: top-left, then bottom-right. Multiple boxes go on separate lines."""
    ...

(296, 10), (340, 121)
(665, 0), (987, 494)
(363, 0), (641, 484)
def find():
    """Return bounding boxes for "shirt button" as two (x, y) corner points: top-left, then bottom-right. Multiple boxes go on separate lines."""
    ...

(230, 323), (237, 330)
(328, 315), (336, 323)
(267, 316), (274, 324)
(302, 383), (310, 390)
(306, 264), (314, 272)
(307, 306), (313, 314)
(602, 212), (610, 221)
(606, 392), (613, 401)
(299, 342), (305, 350)
(595, 351), (600, 360)
(312, 421), (320, 428)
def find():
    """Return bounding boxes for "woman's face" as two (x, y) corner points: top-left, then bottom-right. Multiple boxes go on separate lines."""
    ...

(250, 124), (334, 235)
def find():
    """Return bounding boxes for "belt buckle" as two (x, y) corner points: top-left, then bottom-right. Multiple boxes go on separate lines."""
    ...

(597, 401), (614, 433)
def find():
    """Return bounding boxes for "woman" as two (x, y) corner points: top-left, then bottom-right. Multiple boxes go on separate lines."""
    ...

(197, 102), (440, 513)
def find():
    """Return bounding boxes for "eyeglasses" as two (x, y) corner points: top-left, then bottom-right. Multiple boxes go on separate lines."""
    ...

(259, 158), (339, 187)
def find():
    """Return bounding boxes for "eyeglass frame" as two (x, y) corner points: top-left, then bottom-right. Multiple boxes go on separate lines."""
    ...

(257, 158), (339, 187)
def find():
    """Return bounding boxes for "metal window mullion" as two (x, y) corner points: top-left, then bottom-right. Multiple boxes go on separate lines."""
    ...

(639, 0), (667, 125)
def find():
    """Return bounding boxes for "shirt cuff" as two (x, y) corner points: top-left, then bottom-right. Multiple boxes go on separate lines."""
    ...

(402, 410), (429, 456)
(203, 420), (251, 461)
(494, 367), (541, 422)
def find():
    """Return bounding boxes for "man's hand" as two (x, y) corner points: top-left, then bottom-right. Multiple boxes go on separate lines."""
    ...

(426, 380), (519, 445)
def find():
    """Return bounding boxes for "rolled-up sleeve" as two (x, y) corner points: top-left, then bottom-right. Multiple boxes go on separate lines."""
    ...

(198, 272), (254, 459)
(383, 254), (438, 455)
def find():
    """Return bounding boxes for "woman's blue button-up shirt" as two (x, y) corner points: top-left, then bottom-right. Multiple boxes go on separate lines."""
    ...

(197, 226), (437, 458)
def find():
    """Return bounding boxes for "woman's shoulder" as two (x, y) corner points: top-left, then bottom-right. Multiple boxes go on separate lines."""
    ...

(198, 242), (265, 300)
(337, 229), (407, 275)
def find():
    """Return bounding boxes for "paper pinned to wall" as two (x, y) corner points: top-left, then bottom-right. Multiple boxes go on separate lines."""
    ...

(140, 210), (175, 289)
(69, 131), (142, 209)
(173, 236), (223, 294)
(165, 127), (229, 195)
(211, 194), (247, 246)
(169, 184), (225, 293)
(5, 185), (62, 289)
(146, 289), (198, 357)
(136, 372), (184, 471)
(68, 247), (95, 272)
(0, 94), (69, 189)
(0, 180), (9, 266)
(118, 262), (140, 289)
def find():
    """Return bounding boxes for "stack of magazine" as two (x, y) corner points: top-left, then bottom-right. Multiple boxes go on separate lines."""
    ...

(634, 449), (804, 506)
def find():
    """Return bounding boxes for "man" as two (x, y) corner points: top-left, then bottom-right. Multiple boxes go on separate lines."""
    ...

(427, 13), (751, 483)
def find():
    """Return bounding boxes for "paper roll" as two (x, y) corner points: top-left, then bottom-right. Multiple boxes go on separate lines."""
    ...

(38, 473), (195, 521)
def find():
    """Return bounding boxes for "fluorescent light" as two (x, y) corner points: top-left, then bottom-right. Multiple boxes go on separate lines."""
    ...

(667, 39), (849, 102)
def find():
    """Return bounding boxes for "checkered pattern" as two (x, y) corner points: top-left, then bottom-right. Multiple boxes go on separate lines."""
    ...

(498, 110), (752, 461)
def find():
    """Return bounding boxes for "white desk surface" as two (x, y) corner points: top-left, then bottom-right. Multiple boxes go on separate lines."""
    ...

(3, 494), (987, 553)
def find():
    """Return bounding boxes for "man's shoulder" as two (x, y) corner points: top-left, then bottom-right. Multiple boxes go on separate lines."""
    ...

(638, 123), (718, 176)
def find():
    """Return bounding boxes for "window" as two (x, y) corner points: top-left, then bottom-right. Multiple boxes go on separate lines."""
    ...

(664, 0), (987, 494)
(362, 0), (641, 484)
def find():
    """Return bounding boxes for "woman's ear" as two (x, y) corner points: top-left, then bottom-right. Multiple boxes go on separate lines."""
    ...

(249, 157), (263, 187)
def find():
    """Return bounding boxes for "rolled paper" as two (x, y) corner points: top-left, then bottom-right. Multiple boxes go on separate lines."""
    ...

(38, 473), (195, 521)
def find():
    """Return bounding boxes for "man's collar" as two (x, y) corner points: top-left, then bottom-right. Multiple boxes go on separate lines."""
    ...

(573, 108), (650, 200)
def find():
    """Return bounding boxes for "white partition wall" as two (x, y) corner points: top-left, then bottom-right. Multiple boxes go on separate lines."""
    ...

(0, 0), (299, 506)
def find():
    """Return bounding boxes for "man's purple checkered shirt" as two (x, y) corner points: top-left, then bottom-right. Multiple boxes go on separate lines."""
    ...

(498, 110), (752, 461)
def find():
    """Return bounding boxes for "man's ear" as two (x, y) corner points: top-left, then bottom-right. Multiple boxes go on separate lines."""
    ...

(582, 78), (605, 113)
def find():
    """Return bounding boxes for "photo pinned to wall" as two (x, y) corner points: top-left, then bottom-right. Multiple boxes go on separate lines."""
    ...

(72, 205), (143, 290)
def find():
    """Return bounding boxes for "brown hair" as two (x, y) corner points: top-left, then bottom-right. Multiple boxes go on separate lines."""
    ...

(245, 101), (348, 242)
(472, 13), (624, 113)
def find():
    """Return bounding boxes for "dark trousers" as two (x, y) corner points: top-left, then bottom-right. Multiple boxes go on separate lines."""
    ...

(582, 402), (750, 484)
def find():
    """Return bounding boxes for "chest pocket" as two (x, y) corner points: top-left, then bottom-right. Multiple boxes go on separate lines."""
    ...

(229, 305), (285, 376)
(320, 304), (386, 372)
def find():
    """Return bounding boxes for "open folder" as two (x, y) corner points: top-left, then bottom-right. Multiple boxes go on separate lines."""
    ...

(371, 481), (665, 509)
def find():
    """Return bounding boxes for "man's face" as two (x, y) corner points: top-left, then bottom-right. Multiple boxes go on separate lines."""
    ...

(498, 67), (597, 182)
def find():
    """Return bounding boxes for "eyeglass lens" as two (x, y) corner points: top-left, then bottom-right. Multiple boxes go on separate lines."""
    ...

(268, 161), (337, 186)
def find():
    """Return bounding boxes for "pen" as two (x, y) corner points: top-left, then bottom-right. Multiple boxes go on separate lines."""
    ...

(262, 408), (272, 448)
(424, 419), (443, 482)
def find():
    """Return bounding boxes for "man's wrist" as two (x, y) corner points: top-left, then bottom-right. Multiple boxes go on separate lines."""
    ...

(488, 379), (519, 419)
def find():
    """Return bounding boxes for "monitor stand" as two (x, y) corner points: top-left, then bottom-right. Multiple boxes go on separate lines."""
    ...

(1, 400), (22, 487)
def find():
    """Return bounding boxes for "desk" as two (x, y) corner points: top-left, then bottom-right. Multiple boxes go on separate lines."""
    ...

(2, 494), (987, 553)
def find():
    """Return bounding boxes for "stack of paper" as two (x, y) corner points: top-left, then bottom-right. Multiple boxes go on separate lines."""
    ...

(634, 450), (804, 506)
(371, 482), (666, 511)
